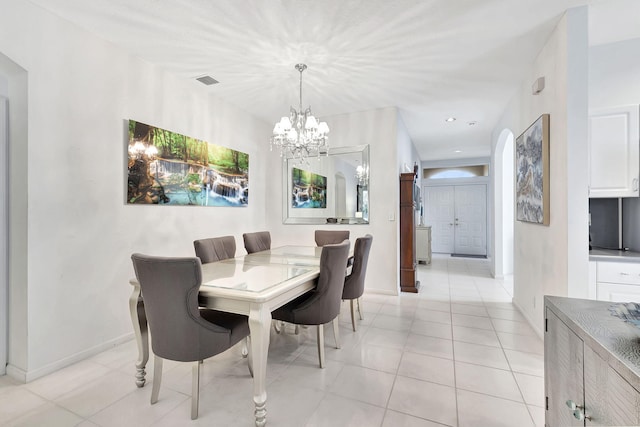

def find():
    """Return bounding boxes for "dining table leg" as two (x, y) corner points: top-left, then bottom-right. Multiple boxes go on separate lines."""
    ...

(248, 303), (271, 427)
(128, 280), (149, 388)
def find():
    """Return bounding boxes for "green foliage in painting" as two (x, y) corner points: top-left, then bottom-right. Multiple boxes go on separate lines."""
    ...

(128, 120), (249, 174)
(187, 173), (201, 184)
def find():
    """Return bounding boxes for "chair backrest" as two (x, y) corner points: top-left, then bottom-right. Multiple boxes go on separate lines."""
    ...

(293, 240), (350, 325)
(131, 253), (231, 362)
(342, 234), (373, 300)
(193, 236), (236, 264)
(243, 231), (271, 254)
(314, 230), (350, 247)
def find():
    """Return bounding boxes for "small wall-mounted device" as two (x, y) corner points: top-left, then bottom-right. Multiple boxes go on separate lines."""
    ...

(532, 77), (545, 95)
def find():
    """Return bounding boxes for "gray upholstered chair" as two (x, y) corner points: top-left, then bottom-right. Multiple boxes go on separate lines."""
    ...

(272, 240), (350, 368)
(193, 235), (236, 263)
(314, 230), (350, 246)
(342, 234), (373, 331)
(243, 231), (271, 254)
(131, 254), (251, 420)
(194, 235), (249, 357)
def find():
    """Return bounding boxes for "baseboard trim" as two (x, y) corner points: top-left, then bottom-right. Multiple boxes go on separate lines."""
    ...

(6, 332), (134, 383)
(512, 299), (544, 340)
(365, 289), (398, 296)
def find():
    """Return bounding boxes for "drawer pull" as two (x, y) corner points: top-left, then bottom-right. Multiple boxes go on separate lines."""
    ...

(566, 400), (582, 410)
(573, 408), (592, 422)
(620, 272), (630, 276)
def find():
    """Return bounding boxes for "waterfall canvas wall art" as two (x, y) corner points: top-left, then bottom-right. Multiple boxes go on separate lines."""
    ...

(516, 114), (549, 225)
(291, 167), (327, 208)
(127, 120), (249, 206)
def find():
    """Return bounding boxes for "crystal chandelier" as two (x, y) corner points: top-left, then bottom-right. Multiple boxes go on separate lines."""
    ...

(271, 63), (329, 162)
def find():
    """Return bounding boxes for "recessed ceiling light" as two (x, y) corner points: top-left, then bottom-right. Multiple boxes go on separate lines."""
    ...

(445, 117), (456, 122)
(454, 150), (462, 153)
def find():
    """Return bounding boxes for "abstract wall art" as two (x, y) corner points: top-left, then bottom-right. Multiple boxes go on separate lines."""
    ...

(516, 114), (550, 225)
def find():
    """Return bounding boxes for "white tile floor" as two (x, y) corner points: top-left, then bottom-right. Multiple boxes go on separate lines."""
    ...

(0, 255), (545, 426)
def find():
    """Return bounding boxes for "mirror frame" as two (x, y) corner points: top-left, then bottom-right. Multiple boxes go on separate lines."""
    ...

(282, 145), (370, 225)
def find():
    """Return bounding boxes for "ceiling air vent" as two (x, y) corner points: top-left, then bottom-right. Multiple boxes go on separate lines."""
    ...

(195, 75), (219, 86)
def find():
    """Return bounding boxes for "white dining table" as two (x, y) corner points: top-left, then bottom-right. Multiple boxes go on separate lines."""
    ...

(128, 246), (327, 427)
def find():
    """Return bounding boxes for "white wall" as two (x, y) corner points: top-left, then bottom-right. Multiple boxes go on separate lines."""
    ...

(0, 83), (7, 375)
(0, 0), (271, 380)
(266, 107), (403, 295)
(490, 7), (589, 334)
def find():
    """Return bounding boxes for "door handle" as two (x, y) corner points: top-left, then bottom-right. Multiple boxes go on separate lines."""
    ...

(633, 178), (639, 192)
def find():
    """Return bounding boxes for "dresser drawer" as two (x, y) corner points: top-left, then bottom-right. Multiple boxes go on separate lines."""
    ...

(597, 262), (640, 285)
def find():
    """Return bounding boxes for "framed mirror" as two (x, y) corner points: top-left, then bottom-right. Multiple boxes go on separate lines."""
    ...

(283, 145), (370, 224)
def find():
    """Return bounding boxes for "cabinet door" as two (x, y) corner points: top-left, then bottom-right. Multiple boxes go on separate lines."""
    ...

(596, 282), (640, 303)
(424, 186), (454, 253)
(584, 346), (640, 425)
(545, 309), (584, 426)
(589, 105), (640, 198)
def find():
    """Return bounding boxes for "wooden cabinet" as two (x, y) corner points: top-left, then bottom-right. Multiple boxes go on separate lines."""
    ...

(589, 105), (640, 198)
(400, 173), (419, 292)
(416, 226), (432, 265)
(545, 297), (640, 426)
(595, 261), (640, 302)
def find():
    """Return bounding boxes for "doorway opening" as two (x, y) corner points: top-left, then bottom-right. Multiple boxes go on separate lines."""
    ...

(494, 129), (515, 278)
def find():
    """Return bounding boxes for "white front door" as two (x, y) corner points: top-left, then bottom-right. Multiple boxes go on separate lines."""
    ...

(424, 184), (487, 256)
(454, 185), (487, 256)
(0, 96), (7, 375)
(424, 186), (455, 253)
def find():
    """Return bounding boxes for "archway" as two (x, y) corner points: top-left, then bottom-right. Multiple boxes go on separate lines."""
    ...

(493, 129), (515, 279)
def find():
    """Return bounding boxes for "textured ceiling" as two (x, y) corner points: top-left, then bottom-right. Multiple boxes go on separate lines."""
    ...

(26, 0), (638, 160)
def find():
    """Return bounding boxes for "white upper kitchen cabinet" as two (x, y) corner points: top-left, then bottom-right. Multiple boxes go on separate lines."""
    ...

(589, 105), (640, 198)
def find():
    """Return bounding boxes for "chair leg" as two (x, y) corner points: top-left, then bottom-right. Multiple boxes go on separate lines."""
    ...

(191, 362), (200, 420)
(350, 299), (357, 332)
(357, 298), (364, 320)
(333, 318), (341, 349)
(295, 325), (300, 335)
(241, 337), (249, 358)
(317, 324), (325, 369)
(273, 320), (282, 334)
(151, 355), (163, 405)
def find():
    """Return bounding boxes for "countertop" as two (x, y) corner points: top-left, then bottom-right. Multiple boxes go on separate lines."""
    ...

(589, 248), (640, 262)
(545, 296), (640, 392)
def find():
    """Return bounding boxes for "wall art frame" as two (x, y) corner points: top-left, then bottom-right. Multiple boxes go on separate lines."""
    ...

(126, 120), (249, 207)
(516, 113), (550, 225)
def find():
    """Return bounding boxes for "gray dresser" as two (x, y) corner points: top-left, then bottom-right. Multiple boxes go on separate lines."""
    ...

(545, 296), (640, 426)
